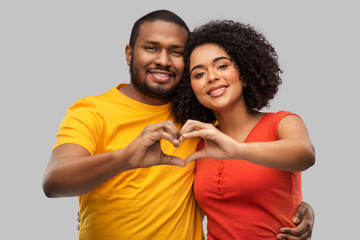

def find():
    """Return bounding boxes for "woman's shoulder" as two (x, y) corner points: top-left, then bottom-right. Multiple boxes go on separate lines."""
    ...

(265, 110), (300, 120)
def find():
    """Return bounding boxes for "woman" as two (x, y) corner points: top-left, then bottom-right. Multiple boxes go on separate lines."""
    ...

(172, 20), (315, 239)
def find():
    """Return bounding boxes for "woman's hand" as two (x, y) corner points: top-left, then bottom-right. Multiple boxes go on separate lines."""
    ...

(180, 119), (240, 163)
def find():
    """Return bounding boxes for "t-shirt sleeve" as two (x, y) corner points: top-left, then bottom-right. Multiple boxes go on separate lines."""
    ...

(53, 99), (102, 155)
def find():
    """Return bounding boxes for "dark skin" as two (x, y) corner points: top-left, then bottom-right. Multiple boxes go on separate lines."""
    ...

(43, 19), (314, 240)
(42, 21), (188, 198)
(277, 202), (314, 240)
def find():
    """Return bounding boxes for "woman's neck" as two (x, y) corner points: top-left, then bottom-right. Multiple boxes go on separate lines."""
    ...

(214, 104), (263, 142)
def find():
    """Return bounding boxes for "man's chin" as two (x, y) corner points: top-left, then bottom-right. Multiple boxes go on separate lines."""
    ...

(131, 74), (178, 98)
(144, 82), (176, 97)
(147, 88), (175, 98)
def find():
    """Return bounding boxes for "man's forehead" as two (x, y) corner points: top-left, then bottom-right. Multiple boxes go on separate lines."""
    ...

(136, 21), (188, 46)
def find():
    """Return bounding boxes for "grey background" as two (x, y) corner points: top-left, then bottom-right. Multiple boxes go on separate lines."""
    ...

(1, 0), (359, 239)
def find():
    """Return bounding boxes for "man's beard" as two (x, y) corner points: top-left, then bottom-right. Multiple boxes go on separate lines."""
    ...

(129, 59), (178, 99)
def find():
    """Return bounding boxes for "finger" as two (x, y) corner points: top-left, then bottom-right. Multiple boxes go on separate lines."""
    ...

(299, 202), (315, 226)
(293, 201), (309, 224)
(276, 231), (310, 240)
(182, 128), (215, 141)
(185, 151), (205, 164)
(143, 125), (180, 147)
(161, 154), (186, 167)
(160, 121), (181, 139)
(181, 121), (216, 142)
(145, 121), (180, 137)
(180, 120), (209, 137)
(281, 201), (314, 239)
(77, 211), (81, 223)
(153, 130), (180, 147)
(278, 219), (312, 240)
(180, 119), (199, 132)
(77, 211), (81, 231)
(153, 121), (181, 146)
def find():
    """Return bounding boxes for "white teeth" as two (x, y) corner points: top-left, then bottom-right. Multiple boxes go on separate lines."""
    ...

(154, 73), (170, 77)
(210, 87), (226, 94)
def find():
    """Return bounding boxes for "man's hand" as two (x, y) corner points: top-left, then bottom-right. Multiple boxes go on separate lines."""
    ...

(77, 211), (80, 231)
(125, 121), (185, 168)
(277, 201), (314, 239)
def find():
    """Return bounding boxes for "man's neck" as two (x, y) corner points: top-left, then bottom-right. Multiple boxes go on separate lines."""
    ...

(118, 84), (171, 106)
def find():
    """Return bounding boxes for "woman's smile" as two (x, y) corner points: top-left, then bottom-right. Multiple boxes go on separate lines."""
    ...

(207, 85), (228, 97)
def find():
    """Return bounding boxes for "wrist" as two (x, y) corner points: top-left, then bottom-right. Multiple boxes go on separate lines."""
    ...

(111, 148), (135, 172)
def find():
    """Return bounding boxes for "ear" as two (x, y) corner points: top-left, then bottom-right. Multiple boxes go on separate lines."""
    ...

(125, 44), (132, 66)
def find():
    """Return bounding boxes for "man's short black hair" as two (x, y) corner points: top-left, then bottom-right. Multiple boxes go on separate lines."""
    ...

(129, 9), (190, 48)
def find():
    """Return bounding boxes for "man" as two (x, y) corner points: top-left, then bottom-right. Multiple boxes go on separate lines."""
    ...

(42, 10), (314, 240)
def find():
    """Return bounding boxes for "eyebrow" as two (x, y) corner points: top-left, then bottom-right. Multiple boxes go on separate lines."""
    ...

(143, 40), (185, 49)
(190, 56), (232, 74)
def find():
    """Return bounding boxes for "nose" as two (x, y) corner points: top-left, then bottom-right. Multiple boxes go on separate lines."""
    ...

(207, 69), (219, 83)
(154, 50), (172, 67)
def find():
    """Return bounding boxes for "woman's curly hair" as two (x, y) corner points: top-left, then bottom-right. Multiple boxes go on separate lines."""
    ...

(171, 20), (282, 124)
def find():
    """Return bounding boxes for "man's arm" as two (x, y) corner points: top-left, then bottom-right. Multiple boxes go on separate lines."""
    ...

(277, 201), (315, 240)
(42, 143), (131, 197)
(42, 121), (184, 198)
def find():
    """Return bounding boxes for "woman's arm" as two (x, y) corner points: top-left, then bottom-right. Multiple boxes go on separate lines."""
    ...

(237, 115), (315, 171)
(181, 116), (315, 172)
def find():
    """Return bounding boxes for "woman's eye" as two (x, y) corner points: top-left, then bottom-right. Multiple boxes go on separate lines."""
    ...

(194, 72), (205, 79)
(218, 64), (227, 70)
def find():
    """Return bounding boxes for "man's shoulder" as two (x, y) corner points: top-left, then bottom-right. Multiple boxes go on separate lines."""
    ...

(74, 85), (119, 105)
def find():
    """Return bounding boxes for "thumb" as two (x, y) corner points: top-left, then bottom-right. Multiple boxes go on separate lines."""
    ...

(185, 151), (205, 165)
(162, 154), (186, 167)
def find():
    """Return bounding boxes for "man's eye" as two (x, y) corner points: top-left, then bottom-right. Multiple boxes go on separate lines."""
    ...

(171, 50), (183, 56)
(145, 46), (156, 51)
